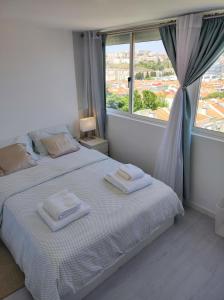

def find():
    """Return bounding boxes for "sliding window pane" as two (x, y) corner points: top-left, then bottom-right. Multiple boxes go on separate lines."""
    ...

(133, 30), (178, 121)
(195, 53), (224, 133)
(105, 34), (131, 112)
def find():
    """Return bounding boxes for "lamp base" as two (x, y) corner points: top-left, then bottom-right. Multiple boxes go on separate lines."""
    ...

(82, 136), (96, 141)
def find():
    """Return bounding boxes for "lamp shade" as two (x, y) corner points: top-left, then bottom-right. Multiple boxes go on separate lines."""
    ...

(80, 117), (96, 132)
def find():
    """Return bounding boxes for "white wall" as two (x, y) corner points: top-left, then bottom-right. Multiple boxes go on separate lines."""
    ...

(0, 20), (79, 139)
(107, 113), (224, 216)
(1, 19), (222, 217)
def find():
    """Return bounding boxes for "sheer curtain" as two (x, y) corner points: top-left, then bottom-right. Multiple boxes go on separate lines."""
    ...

(154, 14), (224, 202)
(154, 14), (202, 201)
(73, 31), (105, 138)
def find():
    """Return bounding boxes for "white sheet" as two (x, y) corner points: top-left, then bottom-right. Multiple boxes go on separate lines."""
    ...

(0, 147), (183, 300)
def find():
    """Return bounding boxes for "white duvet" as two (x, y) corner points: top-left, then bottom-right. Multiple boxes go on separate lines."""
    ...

(0, 147), (183, 300)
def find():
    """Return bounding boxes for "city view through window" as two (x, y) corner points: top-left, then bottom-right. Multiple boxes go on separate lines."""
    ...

(106, 34), (224, 133)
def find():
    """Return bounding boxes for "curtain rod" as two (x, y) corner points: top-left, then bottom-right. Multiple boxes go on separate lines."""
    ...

(205, 12), (224, 19)
(98, 10), (224, 36)
(98, 20), (175, 36)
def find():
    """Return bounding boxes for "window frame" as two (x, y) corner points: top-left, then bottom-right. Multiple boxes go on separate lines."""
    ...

(105, 31), (224, 140)
(105, 29), (176, 122)
(107, 107), (167, 127)
(107, 107), (224, 143)
(129, 32), (134, 114)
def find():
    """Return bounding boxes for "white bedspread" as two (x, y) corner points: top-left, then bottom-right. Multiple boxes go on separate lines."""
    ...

(0, 147), (183, 300)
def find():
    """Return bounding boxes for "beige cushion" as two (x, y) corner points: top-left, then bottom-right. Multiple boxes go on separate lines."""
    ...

(0, 144), (37, 176)
(40, 134), (80, 158)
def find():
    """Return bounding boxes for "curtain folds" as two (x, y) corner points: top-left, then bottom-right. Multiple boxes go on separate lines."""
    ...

(154, 15), (224, 202)
(73, 31), (106, 138)
(159, 24), (177, 73)
(186, 17), (224, 85)
(154, 14), (202, 201)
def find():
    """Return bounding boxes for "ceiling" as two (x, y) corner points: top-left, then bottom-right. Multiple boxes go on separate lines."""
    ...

(1, 0), (224, 31)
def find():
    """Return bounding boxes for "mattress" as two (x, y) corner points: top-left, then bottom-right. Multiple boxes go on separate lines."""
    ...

(0, 147), (183, 300)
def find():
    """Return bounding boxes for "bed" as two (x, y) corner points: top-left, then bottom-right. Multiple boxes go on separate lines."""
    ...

(0, 146), (183, 300)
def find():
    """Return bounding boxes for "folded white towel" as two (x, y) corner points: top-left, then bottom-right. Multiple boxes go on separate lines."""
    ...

(43, 189), (82, 221)
(117, 164), (145, 181)
(38, 202), (90, 232)
(105, 172), (152, 193)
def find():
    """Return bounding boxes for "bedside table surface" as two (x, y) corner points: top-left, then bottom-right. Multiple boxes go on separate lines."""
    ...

(79, 137), (107, 147)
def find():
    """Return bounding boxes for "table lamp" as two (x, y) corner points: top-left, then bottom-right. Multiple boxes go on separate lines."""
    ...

(80, 116), (96, 140)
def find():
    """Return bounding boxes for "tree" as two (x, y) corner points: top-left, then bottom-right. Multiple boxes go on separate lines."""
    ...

(142, 90), (168, 110)
(203, 91), (224, 100)
(135, 72), (144, 80)
(156, 58), (165, 71)
(163, 71), (174, 76)
(142, 90), (158, 110)
(157, 98), (168, 108)
(106, 92), (129, 112)
(106, 89), (168, 113)
(145, 71), (150, 79)
(150, 71), (156, 78)
(133, 90), (143, 112)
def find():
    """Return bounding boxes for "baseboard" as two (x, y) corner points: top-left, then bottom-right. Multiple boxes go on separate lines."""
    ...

(186, 201), (215, 219)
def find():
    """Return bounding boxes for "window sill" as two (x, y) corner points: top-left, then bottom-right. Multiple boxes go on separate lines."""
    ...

(106, 109), (224, 143)
(192, 127), (224, 143)
(106, 108), (167, 128)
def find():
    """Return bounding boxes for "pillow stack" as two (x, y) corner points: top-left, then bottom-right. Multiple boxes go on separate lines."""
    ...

(0, 124), (80, 176)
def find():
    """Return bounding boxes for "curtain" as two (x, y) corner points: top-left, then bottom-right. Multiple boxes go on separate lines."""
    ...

(160, 24), (177, 73)
(73, 31), (106, 138)
(154, 14), (202, 200)
(154, 15), (224, 202)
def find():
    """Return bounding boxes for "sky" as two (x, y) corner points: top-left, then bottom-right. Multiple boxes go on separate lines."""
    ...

(106, 41), (166, 54)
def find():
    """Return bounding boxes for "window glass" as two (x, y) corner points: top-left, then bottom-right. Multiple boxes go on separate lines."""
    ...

(105, 30), (178, 120)
(105, 33), (131, 112)
(195, 53), (224, 133)
(133, 30), (178, 121)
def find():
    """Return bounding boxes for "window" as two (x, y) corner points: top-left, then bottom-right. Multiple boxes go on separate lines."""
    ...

(105, 30), (224, 135)
(105, 30), (178, 121)
(195, 53), (224, 133)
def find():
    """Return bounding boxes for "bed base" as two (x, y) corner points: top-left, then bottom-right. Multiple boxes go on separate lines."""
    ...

(64, 217), (174, 300)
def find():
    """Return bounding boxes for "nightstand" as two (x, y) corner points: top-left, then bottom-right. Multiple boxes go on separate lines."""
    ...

(79, 137), (108, 155)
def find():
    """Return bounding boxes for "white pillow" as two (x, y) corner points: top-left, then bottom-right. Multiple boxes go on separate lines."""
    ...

(0, 134), (39, 160)
(28, 125), (79, 156)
